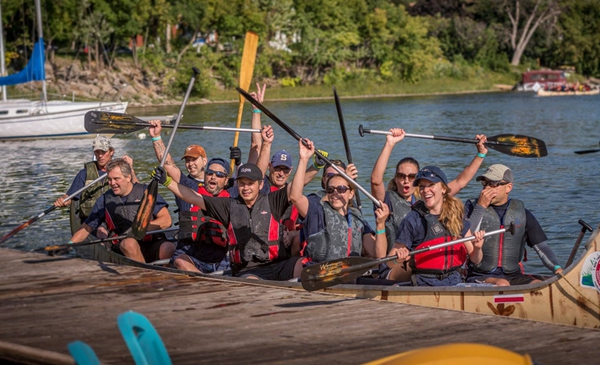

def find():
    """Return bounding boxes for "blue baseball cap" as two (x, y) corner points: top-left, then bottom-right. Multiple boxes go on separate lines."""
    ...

(413, 166), (448, 186)
(207, 157), (231, 175)
(271, 150), (293, 168)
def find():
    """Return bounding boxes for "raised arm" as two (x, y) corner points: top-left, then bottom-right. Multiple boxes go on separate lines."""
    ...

(121, 155), (139, 183)
(247, 83), (266, 165)
(371, 128), (405, 201)
(256, 125), (273, 176)
(153, 166), (206, 210)
(362, 201), (390, 258)
(447, 134), (488, 196)
(148, 120), (183, 183)
(289, 138), (314, 217)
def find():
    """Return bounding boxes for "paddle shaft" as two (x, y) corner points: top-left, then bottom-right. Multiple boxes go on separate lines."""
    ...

(333, 87), (362, 210)
(236, 87), (382, 208)
(310, 227), (509, 281)
(359, 126), (512, 147)
(0, 174), (107, 244)
(38, 227), (179, 252)
(565, 220), (593, 268)
(92, 120), (260, 133)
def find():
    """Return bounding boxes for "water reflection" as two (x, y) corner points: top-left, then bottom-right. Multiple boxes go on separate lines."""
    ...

(1, 91), (599, 274)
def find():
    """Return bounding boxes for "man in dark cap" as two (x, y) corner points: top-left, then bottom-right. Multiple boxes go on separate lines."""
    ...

(465, 164), (562, 286)
(153, 126), (304, 280)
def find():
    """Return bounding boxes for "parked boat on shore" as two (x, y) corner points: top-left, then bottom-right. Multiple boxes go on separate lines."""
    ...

(536, 88), (599, 97)
(75, 224), (600, 330)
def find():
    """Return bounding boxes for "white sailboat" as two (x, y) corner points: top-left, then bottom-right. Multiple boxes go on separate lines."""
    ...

(0, 0), (128, 141)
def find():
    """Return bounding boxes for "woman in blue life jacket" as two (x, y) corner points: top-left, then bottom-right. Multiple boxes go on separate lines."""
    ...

(289, 138), (390, 265)
(370, 128), (488, 251)
(386, 166), (486, 286)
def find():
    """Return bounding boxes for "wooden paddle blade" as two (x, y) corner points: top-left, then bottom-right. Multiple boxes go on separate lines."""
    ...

(487, 134), (548, 158)
(301, 257), (377, 291)
(131, 180), (158, 240)
(85, 111), (147, 134)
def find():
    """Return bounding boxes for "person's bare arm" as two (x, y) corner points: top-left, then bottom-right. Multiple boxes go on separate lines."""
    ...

(69, 223), (93, 243)
(289, 139), (314, 217)
(247, 83), (266, 164)
(148, 207), (172, 231)
(256, 125), (273, 176)
(371, 128), (405, 201)
(448, 134), (488, 196)
(148, 120), (183, 183)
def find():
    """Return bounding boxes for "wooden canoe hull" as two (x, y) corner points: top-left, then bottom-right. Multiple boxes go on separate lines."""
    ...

(536, 88), (599, 96)
(78, 227), (600, 330)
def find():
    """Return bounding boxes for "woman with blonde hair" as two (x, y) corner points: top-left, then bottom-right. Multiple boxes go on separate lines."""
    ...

(385, 166), (485, 286)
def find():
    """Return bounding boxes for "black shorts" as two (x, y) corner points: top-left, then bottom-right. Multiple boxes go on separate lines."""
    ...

(235, 257), (302, 281)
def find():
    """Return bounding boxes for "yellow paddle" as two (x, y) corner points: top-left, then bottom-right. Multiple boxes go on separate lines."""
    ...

(230, 31), (259, 174)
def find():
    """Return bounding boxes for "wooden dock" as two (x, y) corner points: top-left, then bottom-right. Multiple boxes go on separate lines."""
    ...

(0, 248), (598, 365)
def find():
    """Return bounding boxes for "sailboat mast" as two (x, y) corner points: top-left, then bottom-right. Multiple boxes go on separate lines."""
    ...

(34, 0), (47, 103)
(0, 2), (7, 101)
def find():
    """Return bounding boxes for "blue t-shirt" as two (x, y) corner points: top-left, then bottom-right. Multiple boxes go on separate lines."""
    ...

(395, 210), (471, 250)
(84, 186), (168, 230)
(66, 168), (107, 199)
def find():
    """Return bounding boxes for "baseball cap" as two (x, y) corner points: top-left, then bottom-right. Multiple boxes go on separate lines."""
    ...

(236, 163), (263, 181)
(181, 145), (206, 160)
(207, 157), (231, 175)
(413, 166), (448, 186)
(476, 164), (514, 183)
(271, 150), (293, 168)
(93, 135), (112, 152)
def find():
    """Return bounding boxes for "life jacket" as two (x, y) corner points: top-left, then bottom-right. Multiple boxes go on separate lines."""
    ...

(226, 195), (286, 270)
(177, 185), (230, 263)
(78, 161), (109, 221)
(412, 205), (467, 275)
(104, 183), (152, 241)
(304, 201), (365, 263)
(468, 199), (527, 274)
(269, 185), (300, 231)
(384, 191), (413, 252)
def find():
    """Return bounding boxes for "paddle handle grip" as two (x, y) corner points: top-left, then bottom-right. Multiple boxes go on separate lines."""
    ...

(565, 220), (594, 267)
(237, 87), (381, 208)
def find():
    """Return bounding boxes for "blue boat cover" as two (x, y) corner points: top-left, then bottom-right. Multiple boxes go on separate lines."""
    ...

(0, 38), (45, 86)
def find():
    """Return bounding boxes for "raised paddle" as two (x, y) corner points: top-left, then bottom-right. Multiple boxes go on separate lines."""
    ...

(131, 67), (199, 240)
(301, 223), (516, 291)
(358, 125), (548, 158)
(565, 219), (594, 268)
(35, 227), (179, 253)
(84, 112), (260, 134)
(236, 87), (382, 208)
(231, 31), (259, 174)
(333, 87), (362, 210)
(0, 174), (107, 245)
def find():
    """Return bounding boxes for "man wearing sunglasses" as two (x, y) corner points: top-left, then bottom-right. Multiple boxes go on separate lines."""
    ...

(465, 164), (562, 286)
(148, 120), (232, 274)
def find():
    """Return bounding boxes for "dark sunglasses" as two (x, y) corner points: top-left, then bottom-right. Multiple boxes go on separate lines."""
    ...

(326, 185), (351, 194)
(481, 180), (509, 188)
(325, 172), (338, 179)
(416, 169), (440, 180)
(206, 169), (228, 178)
(396, 173), (417, 181)
(273, 166), (291, 173)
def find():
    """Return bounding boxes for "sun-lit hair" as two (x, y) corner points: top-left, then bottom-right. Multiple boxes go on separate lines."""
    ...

(438, 183), (463, 238)
(106, 158), (132, 178)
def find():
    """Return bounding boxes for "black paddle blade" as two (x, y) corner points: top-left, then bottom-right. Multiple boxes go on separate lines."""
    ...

(301, 256), (377, 291)
(85, 111), (148, 134)
(131, 180), (159, 240)
(487, 134), (548, 158)
(574, 148), (600, 155)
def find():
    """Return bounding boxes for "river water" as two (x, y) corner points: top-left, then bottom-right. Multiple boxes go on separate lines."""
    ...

(1, 91), (599, 274)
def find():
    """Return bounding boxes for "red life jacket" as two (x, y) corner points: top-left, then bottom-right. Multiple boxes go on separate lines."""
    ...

(269, 184), (300, 231)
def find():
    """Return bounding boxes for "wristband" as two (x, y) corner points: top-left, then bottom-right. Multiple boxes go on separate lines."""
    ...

(376, 229), (386, 235)
(252, 109), (261, 114)
(162, 176), (172, 187)
(68, 240), (74, 245)
(477, 152), (486, 158)
(151, 136), (161, 142)
(554, 265), (562, 272)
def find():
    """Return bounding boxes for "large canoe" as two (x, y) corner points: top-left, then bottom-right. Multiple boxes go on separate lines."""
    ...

(536, 88), (599, 97)
(77, 225), (600, 330)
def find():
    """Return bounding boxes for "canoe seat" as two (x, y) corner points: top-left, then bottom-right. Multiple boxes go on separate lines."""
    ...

(117, 310), (172, 365)
(67, 340), (101, 365)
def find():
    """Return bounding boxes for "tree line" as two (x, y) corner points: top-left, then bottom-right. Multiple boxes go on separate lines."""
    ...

(2, 0), (599, 96)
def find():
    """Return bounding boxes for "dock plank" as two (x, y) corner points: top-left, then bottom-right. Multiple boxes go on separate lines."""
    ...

(0, 248), (597, 364)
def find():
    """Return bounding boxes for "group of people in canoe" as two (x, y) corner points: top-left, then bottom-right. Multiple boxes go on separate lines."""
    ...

(55, 85), (564, 287)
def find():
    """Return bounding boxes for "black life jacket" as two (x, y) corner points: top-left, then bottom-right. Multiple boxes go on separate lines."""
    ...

(384, 190), (412, 252)
(226, 194), (286, 270)
(104, 183), (147, 237)
(468, 199), (527, 274)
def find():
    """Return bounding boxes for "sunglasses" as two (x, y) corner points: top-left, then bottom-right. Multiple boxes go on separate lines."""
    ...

(206, 169), (228, 178)
(273, 166), (291, 173)
(481, 180), (509, 188)
(326, 185), (351, 194)
(416, 169), (441, 181)
(325, 172), (338, 179)
(396, 173), (417, 181)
